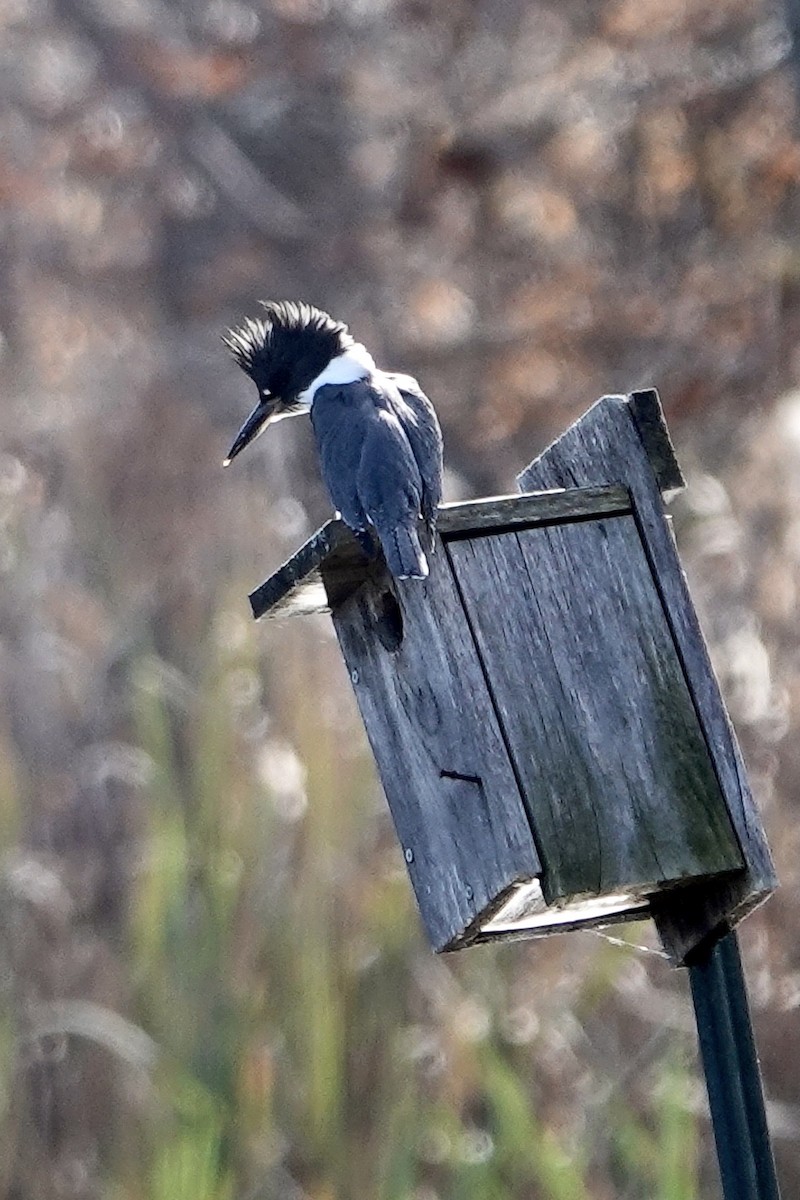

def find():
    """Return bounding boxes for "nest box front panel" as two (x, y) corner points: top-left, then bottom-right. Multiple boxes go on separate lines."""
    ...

(331, 547), (542, 953)
(447, 513), (744, 903)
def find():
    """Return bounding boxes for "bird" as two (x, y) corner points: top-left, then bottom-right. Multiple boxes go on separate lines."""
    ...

(222, 300), (443, 580)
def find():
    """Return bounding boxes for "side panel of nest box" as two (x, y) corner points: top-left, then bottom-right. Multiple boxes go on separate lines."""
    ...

(448, 514), (742, 902)
(519, 390), (777, 963)
(332, 552), (542, 953)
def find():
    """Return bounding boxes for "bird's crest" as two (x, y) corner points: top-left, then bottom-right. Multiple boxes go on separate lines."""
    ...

(222, 301), (353, 394)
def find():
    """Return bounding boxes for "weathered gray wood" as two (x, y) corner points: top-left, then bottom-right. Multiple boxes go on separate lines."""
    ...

(473, 899), (646, 947)
(447, 516), (743, 903)
(249, 521), (372, 619)
(331, 544), (542, 952)
(249, 485), (631, 620)
(628, 389), (685, 496)
(247, 388), (773, 962)
(438, 484), (630, 535)
(518, 394), (777, 963)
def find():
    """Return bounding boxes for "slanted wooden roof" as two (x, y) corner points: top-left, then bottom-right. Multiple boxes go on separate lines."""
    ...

(249, 483), (633, 619)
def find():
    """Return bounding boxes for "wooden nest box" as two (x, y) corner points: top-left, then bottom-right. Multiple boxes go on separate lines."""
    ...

(250, 390), (776, 966)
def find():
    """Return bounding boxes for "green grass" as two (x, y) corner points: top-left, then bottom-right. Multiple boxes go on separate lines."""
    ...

(0, 595), (703, 1200)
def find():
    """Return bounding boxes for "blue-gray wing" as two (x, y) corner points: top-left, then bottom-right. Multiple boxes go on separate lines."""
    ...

(385, 373), (443, 532)
(310, 382), (372, 531)
(311, 380), (429, 578)
(356, 404), (428, 578)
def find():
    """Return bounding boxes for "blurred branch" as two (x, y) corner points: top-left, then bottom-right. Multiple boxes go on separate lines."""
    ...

(26, 1000), (159, 1071)
(59, 0), (308, 241)
(474, 20), (791, 140)
(188, 118), (308, 240)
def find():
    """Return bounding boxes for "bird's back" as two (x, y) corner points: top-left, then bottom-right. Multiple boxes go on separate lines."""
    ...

(385, 373), (443, 534)
(311, 375), (442, 578)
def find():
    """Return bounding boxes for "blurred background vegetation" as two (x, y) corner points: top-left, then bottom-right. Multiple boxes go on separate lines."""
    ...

(2, 0), (800, 1196)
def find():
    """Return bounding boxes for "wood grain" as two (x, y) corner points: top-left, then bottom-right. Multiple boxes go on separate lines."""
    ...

(438, 484), (630, 535)
(628, 389), (685, 496)
(249, 522), (371, 619)
(249, 485), (631, 620)
(447, 516), (742, 902)
(518, 393), (777, 963)
(331, 546), (542, 952)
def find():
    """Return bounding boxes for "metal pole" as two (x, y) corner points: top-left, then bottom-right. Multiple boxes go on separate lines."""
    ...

(688, 930), (780, 1200)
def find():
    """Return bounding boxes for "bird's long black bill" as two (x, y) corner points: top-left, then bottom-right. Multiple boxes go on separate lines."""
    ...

(223, 401), (273, 466)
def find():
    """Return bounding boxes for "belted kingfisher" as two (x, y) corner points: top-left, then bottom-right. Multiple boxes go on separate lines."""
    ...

(223, 300), (443, 580)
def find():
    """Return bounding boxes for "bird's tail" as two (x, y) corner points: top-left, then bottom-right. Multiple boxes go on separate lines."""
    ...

(383, 524), (429, 580)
